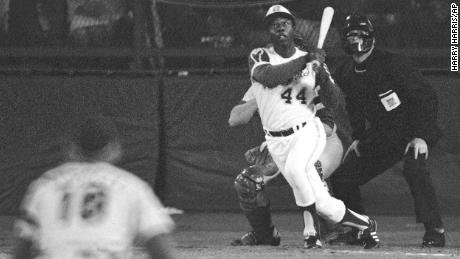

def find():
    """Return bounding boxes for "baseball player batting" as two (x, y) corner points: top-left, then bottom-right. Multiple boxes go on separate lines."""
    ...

(13, 116), (176, 259)
(228, 5), (379, 249)
(229, 98), (345, 247)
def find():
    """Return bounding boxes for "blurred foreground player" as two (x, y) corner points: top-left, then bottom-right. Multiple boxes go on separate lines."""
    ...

(330, 15), (445, 247)
(13, 115), (176, 259)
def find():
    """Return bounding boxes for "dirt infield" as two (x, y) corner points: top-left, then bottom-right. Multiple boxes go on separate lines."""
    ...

(1, 212), (460, 258)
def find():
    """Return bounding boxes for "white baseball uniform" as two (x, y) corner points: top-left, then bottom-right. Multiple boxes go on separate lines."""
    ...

(15, 162), (174, 259)
(245, 45), (345, 222)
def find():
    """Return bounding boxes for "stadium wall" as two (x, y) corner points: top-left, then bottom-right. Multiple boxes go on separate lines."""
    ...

(0, 73), (459, 215)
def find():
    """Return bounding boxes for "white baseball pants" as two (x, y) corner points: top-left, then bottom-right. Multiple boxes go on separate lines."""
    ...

(266, 117), (346, 223)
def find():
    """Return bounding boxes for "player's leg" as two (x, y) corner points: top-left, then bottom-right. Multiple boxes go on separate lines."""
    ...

(326, 152), (377, 245)
(329, 141), (402, 245)
(300, 203), (322, 249)
(265, 119), (341, 248)
(299, 132), (343, 248)
(317, 131), (344, 180)
(314, 132), (345, 241)
(270, 144), (321, 248)
(281, 118), (327, 247)
(402, 149), (445, 247)
(305, 163), (380, 249)
(260, 130), (342, 248)
(281, 118), (326, 206)
(232, 166), (280, 246)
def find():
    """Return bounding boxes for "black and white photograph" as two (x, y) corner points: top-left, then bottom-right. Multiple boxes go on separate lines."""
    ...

(0, 0), (458, 258)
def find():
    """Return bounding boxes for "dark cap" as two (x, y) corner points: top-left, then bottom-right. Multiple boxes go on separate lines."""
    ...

(71, 115), (119, 153)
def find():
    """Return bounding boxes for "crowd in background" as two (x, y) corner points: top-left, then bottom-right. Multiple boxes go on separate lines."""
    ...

(0, 0), (450, 49)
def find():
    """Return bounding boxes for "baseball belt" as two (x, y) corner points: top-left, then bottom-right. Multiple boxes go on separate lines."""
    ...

(264, 122), (307, 137)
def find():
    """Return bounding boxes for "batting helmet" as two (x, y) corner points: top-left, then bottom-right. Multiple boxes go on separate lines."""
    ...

(342, 14), (375, 54)
(264, 5), (296, 27)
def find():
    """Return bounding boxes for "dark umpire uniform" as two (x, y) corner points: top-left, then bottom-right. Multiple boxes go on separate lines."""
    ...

(330, 15), (444, 247)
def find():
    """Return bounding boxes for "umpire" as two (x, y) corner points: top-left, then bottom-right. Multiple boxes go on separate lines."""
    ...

(330, 15), (445, 247)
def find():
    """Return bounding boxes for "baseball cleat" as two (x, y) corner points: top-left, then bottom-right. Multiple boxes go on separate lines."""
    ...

(422, 230), (445, 248)
(361, 217), (379, 249)
(231, 227), (280, 246)
(231, 231), (258, 246)
(304, 234), (322, 249)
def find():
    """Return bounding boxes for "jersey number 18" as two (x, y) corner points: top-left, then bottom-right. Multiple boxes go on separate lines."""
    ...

(59, 184), (108, 223)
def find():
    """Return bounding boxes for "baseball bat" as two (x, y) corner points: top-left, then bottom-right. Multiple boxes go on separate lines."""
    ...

(317, 7), (334, 49)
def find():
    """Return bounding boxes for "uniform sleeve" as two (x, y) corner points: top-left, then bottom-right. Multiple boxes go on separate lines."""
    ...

(331, 60), (366, 141)
(242, 83), (261, 102)
(249, 48), (309, 88)
(135, 182), (175, 240)
(14, 181), (44, 240)
(316, 63), (341, 110)
(390, 54), (441, 145)
(248, 48), (271, 80)
(313, 96), (335, 129)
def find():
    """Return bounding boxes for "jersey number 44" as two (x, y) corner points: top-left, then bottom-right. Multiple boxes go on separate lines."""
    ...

(281, 87), (307, 104)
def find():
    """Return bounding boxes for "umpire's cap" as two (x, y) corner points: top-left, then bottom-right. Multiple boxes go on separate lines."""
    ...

(264, 5), (296, 27)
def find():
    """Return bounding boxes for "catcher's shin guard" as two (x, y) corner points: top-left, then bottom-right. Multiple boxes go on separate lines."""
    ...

(234, 166), (276, 243)
(234, 166), (268, 210)
(314, 160), (331, 194)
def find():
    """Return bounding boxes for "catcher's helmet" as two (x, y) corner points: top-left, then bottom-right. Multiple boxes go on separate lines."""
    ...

(342, 15), (374, 54)
(264, 5), (296, 27)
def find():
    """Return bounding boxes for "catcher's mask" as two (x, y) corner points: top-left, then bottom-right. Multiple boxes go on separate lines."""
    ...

(342, 14), (374, 55)
(264, 4), (296, 28)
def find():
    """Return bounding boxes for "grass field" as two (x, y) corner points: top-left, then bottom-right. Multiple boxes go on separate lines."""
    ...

(1, 212), (460, 258)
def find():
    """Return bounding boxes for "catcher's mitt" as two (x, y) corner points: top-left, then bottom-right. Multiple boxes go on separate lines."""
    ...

(244, 142), (279, 177)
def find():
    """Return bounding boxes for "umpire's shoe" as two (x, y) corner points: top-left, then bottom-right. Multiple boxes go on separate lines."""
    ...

(361, 218), (379, 249)
(304, 234), (322, 249)
(231, 226), (280, 246)
(422, 229), (445, 248)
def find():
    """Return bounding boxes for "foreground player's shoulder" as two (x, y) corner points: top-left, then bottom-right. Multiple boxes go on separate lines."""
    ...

(19, 166), (65, 212)
(106, 164), (152, 192)
(26, 164), (72, 193)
